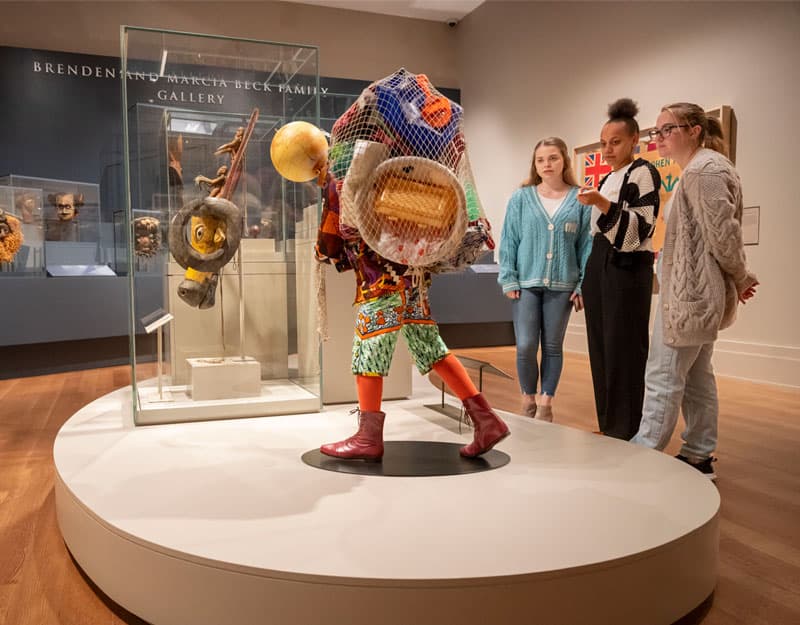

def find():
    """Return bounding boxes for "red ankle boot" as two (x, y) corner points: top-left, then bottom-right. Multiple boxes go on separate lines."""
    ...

(460, 394), (510, 458)
(321, 410), (385, 461)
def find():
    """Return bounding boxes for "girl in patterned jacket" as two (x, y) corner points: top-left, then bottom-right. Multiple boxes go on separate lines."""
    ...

(577, 98), (661, 440)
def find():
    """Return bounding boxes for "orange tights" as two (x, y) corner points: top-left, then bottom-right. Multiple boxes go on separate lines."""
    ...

(356, 354), (478, 412)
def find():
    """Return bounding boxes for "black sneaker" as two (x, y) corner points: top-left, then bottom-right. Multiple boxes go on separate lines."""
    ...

(675, 454), (717, 480)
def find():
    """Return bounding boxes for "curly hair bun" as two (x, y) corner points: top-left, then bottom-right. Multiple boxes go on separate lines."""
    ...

(608, 98), (638, 120)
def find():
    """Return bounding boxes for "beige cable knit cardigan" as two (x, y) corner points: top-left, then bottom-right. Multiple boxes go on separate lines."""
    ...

(660, 148), (758, 347)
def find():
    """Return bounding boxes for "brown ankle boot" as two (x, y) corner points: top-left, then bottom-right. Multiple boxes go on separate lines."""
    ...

(521, 394), (537, 419)
(321, 410), (385, 461)
(460, 393), (510, 458)
(536, 404), (553, 423)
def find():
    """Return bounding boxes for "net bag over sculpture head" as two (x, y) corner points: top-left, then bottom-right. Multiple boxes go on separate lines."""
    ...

(330, 68), (493, 271)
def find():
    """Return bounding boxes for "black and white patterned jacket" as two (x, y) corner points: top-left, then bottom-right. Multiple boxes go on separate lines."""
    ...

(597, 158), (661, 252)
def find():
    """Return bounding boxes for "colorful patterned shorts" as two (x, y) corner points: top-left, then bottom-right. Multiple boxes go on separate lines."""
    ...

(351, 287), (448, 376)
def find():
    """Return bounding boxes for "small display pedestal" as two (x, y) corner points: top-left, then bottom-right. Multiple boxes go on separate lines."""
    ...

(187, 357), (261, 401)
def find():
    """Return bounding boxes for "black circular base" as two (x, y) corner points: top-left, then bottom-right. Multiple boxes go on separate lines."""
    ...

(301, 441), (510, 477)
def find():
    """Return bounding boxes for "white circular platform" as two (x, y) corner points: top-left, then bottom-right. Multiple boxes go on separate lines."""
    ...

(54, 378), (719, 625)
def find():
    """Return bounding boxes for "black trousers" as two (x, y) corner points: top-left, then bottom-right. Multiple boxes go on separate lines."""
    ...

(582, 234), (653, 440)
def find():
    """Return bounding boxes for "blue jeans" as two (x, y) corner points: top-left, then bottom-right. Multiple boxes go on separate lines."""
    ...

(630, 305), (719, 461)
(512, 288), (573, 396)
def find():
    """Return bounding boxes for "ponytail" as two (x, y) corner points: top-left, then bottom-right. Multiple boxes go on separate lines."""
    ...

(704, 116), (726, 155)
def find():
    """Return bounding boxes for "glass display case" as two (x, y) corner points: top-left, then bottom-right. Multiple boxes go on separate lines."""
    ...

(0, 174), (108, 275)
(122, 26), (321, 425)
(0, 185), (45, 275)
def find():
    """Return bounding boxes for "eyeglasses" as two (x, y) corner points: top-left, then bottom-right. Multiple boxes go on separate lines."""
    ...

(648, 124), (689, 141)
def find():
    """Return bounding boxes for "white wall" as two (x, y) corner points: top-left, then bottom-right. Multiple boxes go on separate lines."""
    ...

(457, 1), (800, 387)
(0, 1), (460, 87)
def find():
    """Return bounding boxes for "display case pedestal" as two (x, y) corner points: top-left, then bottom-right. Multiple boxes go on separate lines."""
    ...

(135, 378), (318, 425)
(188, 356), (261, 401)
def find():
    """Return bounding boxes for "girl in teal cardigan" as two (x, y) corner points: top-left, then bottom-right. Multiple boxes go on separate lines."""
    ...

(499, 137), (592, 421)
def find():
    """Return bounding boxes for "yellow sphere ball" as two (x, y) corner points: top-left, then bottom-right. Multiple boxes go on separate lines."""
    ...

(270, 121), (329, 182)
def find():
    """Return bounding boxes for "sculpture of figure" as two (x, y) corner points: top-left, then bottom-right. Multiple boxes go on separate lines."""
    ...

(168, 133), (185, 206)
(48, 192), (83, 222)
(170, 109), (258, 309)
(133, 216), (161, 257)
(0, 209), (24, 263)
(168, 197), (242, 309)
(15, 192), (41, 225)
(308, 69), (508, 461)
(168, 133), (184, 181)
(214, 127), (244, 161)
(194, 165), (228, 198)
(0, 209), (12, 239)
(45, 192), (84, 241)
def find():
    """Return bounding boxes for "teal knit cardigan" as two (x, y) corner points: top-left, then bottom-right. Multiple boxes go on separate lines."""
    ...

(498, 185), (593, 295)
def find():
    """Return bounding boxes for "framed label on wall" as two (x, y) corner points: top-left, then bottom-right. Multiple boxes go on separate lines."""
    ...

(742, 206), (760, 245)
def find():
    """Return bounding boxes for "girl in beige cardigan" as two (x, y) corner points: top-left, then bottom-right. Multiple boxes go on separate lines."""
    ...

(630, 103), (758, 479)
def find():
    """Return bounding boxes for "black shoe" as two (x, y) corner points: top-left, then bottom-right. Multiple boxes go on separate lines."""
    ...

(675, 454), (717, 480)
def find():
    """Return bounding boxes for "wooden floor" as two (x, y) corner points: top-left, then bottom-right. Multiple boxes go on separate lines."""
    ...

(0, 349), (798, 625)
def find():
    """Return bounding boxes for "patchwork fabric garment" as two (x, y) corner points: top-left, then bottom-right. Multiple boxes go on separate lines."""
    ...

(316, 175), (448, 375)
(316, 173), (411, 303)
(351, 288), (448, 376)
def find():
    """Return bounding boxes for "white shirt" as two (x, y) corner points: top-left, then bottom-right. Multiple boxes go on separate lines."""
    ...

(662, 183), (678, 224)
(591, 162), (631, 234)
(538, 194), (564, 218)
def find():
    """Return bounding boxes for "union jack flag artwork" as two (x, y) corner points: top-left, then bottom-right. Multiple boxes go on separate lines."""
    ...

(583, 152), (611, 188)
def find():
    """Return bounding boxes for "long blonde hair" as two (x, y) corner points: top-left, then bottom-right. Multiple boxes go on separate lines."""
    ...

(522, 137), (578, 187)
(662, 102), (727, 155)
